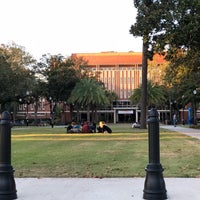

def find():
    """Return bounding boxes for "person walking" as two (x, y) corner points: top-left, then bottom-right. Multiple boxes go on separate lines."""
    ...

(173, 114), (177, 127)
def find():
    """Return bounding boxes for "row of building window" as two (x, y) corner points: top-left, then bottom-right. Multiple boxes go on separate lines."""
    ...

(101, 77), (137, 84)
(90, 65), (142, 71)
(18, 102), (46, 111)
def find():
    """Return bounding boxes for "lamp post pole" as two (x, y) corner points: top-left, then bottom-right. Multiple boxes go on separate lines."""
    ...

(49, 97), (54, 128)
(26, 91), (30, 126)
(182, 95), (185, 125)
(0, 111), (17, 199)
(193, 90), (197, 125)
(169, 101), (172, 124)
(143, 108), (167, 199)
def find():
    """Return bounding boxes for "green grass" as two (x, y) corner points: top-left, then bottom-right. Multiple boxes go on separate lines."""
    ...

(11, 124), (200, 178)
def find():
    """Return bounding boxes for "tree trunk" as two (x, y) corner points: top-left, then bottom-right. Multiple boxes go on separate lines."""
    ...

(94, 108), (98, 123)
(69, 103), (74, 121)
(87, 105), (90, 122)
(34, 101), (39, 126)
(140, 38), (148, 129)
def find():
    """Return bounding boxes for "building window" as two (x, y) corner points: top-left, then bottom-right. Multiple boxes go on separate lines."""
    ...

(19, 104), (23, 111)
(124, 90), (127, 98)
(128, 77), (130, 84)
(120, 77), (123, 84)
(120, 90), (123, 98)
(138, 65), (142, 70)
(30, 104), (34, 111)
(128, 91), (131, 98)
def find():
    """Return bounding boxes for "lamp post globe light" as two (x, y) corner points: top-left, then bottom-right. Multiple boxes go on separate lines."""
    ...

(193, 90), (197, 125)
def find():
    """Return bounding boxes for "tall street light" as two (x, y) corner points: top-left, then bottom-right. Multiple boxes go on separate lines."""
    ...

(193, 90), (197, 125)
(26, 90), (30, 126)
(182, 95), (185, 125)
(49, 97), (54, 128)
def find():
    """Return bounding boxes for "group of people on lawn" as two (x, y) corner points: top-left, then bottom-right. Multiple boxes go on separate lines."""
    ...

(66, 121), (112, 134)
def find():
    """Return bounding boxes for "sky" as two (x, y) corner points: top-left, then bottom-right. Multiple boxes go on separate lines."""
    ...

(1, 0), (142, 60)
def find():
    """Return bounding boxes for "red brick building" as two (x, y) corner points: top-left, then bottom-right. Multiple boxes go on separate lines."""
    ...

(72, 52), (165, 100)
(71, 52), (166, 123)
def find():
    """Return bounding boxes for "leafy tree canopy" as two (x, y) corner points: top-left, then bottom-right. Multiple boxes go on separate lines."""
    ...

(36, 54), (91, 103)
(130, 80), (166, 108)
(130, 0), (200, 65)
(68, 78), (109, 108)
(0, 43), (36, 110)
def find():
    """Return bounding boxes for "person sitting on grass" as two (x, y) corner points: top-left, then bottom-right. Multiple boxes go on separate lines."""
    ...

(97, 121), (112, 133)
(67, 121), (81, 133)
(82, 121), (92, 133)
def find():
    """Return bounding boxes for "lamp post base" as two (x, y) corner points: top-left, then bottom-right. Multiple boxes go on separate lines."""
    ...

(143, 163), (167, 200)
(0, 165), (17, 199)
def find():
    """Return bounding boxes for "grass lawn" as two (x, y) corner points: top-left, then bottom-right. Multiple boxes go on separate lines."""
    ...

(11, 124), (200, 178)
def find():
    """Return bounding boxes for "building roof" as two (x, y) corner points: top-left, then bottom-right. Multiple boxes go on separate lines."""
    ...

(71, 52), (165, 65)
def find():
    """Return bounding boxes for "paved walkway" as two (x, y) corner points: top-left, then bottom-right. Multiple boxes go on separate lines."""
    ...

(12, 125), (200, 200)
(14, 177), (200, 200)
(160, 124), (200, 140)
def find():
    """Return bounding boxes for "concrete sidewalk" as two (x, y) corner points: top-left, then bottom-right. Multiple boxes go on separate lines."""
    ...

(15, 178), (200, 200)
(160, 125), (200, 140)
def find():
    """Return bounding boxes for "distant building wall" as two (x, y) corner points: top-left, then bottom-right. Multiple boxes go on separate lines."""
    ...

(72, 52), (166, 100)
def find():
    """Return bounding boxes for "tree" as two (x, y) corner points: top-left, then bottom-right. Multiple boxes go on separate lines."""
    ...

(131, 0), (200, 58)
(130, 0), (159, 128)
(152, 0), (200, 64)
(69, 56), (91, 79)
(0, 56), (13, 110)
(130, 0), (200, 127)
(29, 78), (48, 125)
(68, 78), (109, 122)
(35, 54), (94, 123)
(42, 55), (80, 123)
(0, 43), (36, 112)
(164, 62), (200, 107)
(105, 90), (119, 108)
(130, 80), (166, 109)
(47, 56), (79, 101)
(36, 54), (89, 101)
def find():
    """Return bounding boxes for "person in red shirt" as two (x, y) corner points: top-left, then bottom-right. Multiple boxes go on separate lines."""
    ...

(82, 121), (90, 133)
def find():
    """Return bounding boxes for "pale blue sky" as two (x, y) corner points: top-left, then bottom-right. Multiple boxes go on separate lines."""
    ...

(1, 0), (142, 59)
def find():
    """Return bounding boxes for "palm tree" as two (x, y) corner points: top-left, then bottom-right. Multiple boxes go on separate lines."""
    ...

(105, 90), (119, 108)
(68, 78), (109, 122)
(130, 80), (166, 109)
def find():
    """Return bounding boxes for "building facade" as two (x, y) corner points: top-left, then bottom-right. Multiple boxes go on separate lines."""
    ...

(72, 52), (165, 100)
(14, 52), (199, 125)
(14, 52), (166, 125)
(71, 52), (166, 123)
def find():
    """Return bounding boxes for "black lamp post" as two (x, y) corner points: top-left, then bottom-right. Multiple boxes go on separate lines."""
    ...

(49, 97), (54, 128)
(25, 91), (30, 126)
(143, 108), (167, 199)
(193, 90), (197, 125)
(62, 101), (67, 125)
(0, 111), (17, 199)
(182, 95), (185, 125)
(169, 101), (172, 124)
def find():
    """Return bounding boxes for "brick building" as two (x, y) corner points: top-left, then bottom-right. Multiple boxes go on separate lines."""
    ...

(71, 52), (166, 123)
(14, 52), (199, 125)
(72, 52), (165, 100)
